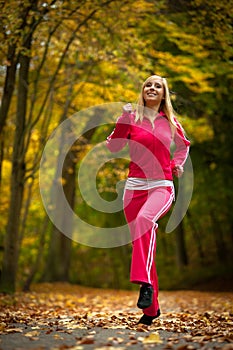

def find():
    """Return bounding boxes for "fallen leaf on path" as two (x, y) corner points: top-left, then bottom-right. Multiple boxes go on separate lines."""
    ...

(53, 333), (64, 340)
(5, 327), (23, 333)
(79, 337), (95, 344)
(143, 331), (163, 344)
(24, 330), (40, 337)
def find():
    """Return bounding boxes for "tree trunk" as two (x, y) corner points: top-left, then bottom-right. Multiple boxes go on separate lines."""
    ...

(44, 146), (76, 281)
(0, 0), (42, 293)
(0, 137), (4, 186)
(175, 221), (188, 267)
(0, 46), (18, 135)
(0, 45), (18, 186)
(173, 178), (189, 268)
(186, 210), (205, 263)
(210, 211), (228, 263)
(23, 216), (50, 292)
(0, 50), (30, 292)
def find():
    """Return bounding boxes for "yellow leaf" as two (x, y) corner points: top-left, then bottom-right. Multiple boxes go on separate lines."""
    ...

(6, 328), (23, 333)
(0, 322), (6, 331)
(24, 330), (40, 337)
(53, 334), (64, 340)
(143, 332), (163, 344)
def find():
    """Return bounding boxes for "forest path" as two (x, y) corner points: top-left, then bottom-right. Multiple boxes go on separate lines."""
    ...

(0, 283), (232, 350)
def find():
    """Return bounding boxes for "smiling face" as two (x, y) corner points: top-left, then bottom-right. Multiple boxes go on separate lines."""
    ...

(143, 76), (164, 108)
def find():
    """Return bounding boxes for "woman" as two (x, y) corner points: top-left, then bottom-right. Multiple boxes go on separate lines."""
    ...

(106, 75), (190, 325)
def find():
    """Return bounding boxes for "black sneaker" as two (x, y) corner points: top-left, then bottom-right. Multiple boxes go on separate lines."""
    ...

(137, 285), (153, 309)
(138, 309), (161, 325)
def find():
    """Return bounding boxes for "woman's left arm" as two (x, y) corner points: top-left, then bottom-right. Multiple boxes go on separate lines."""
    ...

(171, 120), (190, 177)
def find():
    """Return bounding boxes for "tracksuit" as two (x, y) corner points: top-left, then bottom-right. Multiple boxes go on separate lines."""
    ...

(106, 110), (190, 317)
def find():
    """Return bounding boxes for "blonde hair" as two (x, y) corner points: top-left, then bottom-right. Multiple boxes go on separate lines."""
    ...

(135, 75), (177, 130)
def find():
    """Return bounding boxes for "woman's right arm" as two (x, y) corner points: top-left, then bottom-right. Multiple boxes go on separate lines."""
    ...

(106, 107), (132, 153)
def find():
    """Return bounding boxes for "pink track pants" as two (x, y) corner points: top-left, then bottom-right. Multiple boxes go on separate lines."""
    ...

(123, 186), (174, 316)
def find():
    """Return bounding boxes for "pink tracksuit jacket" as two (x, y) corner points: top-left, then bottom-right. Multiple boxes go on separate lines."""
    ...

(106, 111), (190, 178)
(106, 110), (190, 317)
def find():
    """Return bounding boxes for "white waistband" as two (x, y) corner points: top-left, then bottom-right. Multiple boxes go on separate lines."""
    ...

(125, 177), (174, 191)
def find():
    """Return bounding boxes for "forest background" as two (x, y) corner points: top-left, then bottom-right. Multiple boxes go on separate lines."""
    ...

(0, 0), (232, 294)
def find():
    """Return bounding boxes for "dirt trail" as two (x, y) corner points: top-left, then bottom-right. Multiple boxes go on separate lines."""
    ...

(0, 283), (232, 349)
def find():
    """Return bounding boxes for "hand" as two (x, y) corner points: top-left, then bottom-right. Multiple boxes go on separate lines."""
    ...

(123, 103), (133, 114)
(172, 165), (184, 178)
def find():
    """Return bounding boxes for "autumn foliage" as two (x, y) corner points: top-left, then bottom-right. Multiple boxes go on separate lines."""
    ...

(0, 283), (232, 349)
